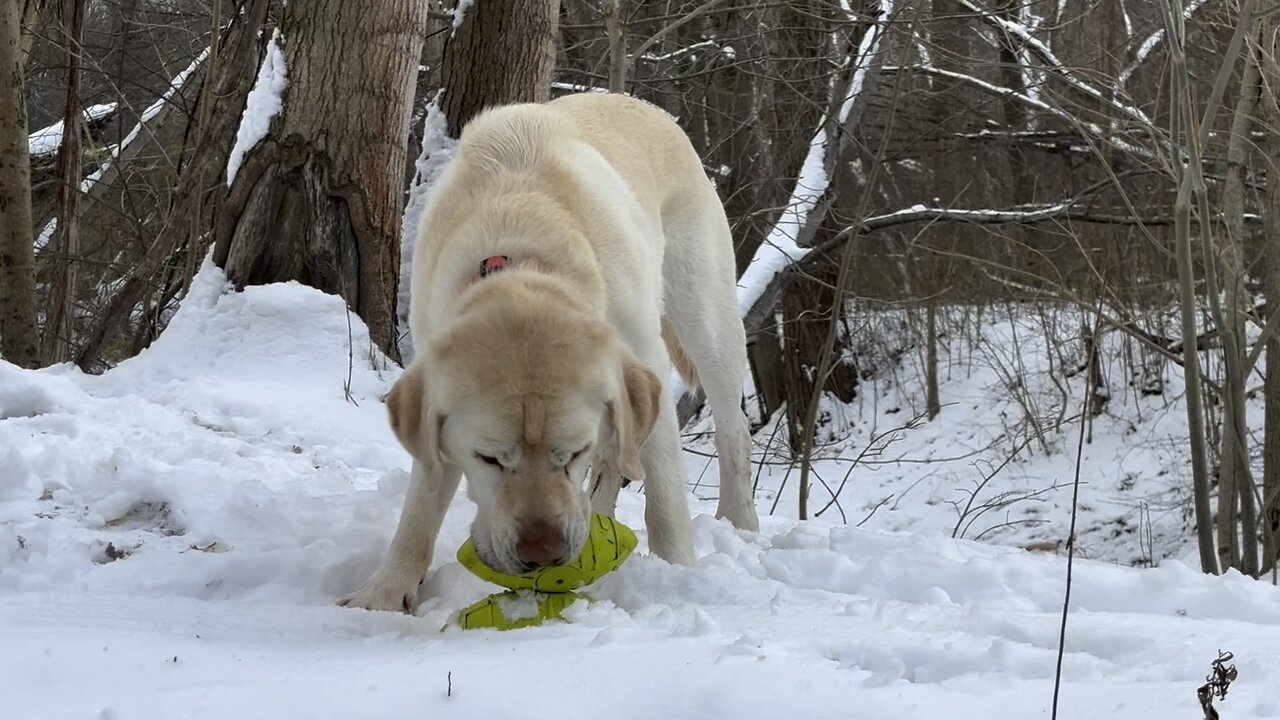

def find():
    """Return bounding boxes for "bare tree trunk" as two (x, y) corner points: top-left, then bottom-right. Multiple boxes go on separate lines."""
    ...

(926, 298), (941, 419)
(43, 0), (86, 365)
(1167, 2), (1220, 574)
(19, 0), (43, 67)
(440, 0), (559, 139)
(1262, 17), (1280, 575)
(1218, 38), (1261, 574)
(215, 0), (428, 361)
(781, 266), (858, 454)
(186, 0), (222, 293)
(0, 0), (39, 368)
(603, 0), (626, 93)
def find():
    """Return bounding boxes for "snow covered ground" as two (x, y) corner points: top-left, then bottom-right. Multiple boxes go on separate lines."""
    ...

(3, 262), (1279, 719)
(703, 302), (1223, 569)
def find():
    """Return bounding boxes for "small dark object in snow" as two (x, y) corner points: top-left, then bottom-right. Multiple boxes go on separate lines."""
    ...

(1198, 650), (1237, 720)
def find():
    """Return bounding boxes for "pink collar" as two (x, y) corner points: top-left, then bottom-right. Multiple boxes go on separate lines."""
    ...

(465, 255), (511, 288)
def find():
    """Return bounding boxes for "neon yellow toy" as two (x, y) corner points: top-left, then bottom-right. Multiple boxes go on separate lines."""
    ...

(448, 513), (637, 631)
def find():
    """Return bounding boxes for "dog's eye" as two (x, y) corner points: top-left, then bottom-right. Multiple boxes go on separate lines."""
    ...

(475, 453), (503, 468)
(570, 444), (592, 464)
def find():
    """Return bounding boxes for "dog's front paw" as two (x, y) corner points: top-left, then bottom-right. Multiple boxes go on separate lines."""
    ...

(336, 571), (421, 614)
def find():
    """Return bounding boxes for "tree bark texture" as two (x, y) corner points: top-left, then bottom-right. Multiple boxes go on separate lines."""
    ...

(215, 0), (428, 361)
(0, 0), (39, 368)
(603, 0), (626, 93)
(43, 0), (86, 365)
(19, 0), (43, 68)
(440, 0), (559, 139)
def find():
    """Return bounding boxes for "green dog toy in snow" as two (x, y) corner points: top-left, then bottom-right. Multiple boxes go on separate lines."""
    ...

(449, 513), (637, 631)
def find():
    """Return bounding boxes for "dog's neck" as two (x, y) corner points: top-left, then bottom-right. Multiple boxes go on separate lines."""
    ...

(463, 254), (557, 290)
(470, 255), (511, 284)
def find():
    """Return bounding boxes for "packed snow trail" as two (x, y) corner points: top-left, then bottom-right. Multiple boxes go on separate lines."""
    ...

(3, 263), (1279, 719)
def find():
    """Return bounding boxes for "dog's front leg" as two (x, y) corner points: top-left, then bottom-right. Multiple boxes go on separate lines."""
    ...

(338, 459), (462, 613)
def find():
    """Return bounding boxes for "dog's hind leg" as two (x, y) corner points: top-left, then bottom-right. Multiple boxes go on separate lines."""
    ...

(660, 195), (761, 533)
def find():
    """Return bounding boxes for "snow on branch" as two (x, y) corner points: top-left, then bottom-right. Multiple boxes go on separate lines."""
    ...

(550, 81), (609, 94)
(957, 0), (1156, 130)
(80, 48), (209, 194)
(636, 38), (723, 63)
(28, 103), (117, 158)
(1118, 0), (1210, 86)
(451, 0), (474, 32)
(806, 199), (1259, 262)
(883, 64), (1154, 160)
(863, 201), (1075, 226)
(736, 0), (892, 316)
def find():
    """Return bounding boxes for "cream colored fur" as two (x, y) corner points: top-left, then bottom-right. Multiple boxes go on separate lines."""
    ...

(338, 93), (759, 614)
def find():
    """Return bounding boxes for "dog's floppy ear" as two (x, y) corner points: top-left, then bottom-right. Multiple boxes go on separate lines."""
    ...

(386, 363), (444, 475)
(606, 360), (662, 481)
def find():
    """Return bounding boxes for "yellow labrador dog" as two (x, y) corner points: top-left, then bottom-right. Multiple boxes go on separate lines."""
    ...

(338, 92), (759, 613)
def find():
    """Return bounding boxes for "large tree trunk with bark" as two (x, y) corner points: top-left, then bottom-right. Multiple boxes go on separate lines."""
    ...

(214, 0), (427, 361)
(440, 0), (559, 138)
(0, 0), (39, 368)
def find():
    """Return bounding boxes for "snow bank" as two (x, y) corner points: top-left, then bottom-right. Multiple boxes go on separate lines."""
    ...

(3, 271), (1280, 719)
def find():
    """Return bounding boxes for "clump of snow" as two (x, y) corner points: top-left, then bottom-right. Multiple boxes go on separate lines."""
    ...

(495, 590), (542, 621)
(226, 30), (288, 186)
(397, 94), (457, 361)
(451, 0), (475, 30)
(0, 362), (83, 420)
(27, 103), (117, 158)
(3, 266), (1280, 717)
(551, 81), (610, 94)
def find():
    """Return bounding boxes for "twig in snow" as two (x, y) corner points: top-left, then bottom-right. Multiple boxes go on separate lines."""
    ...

(1051, 299), (1104, 719)
(342, 303), (358, 406)
(1197, 651), (1237, 720)
(856, 495), (893, 527)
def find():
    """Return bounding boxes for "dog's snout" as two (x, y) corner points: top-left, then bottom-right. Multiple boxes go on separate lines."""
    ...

(516, 522), (568, 569)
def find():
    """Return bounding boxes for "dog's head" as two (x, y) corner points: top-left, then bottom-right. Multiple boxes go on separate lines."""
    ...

(385, 278), (661, 574)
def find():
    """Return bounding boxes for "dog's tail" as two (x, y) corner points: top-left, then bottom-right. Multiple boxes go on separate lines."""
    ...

(661, 319), (699, 391)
